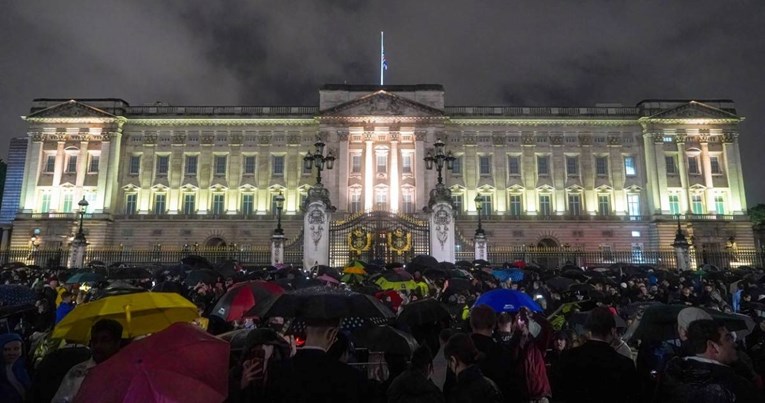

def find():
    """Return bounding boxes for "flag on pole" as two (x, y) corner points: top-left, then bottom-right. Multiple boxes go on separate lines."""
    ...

(380, 31), (386, 85)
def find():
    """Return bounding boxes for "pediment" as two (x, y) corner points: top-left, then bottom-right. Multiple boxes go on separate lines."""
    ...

(506, 177), (524, 188)
(649, 102), (738, 120)
(210, 183), (229, 191)
(27, 100), (118, 119)
(122, 183), (140, 191)
(320, 91), (444, 118)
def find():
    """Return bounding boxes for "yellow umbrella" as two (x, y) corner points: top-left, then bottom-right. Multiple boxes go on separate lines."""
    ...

(53, 292), (198, 344)
(375, 277), (418, 292)
(343, 260), (368, 275)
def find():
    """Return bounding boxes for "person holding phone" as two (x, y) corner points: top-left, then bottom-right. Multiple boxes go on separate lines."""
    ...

(229, 328), (290, 403)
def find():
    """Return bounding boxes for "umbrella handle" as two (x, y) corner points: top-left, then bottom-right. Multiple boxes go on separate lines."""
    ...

(124, 304), (132, 337)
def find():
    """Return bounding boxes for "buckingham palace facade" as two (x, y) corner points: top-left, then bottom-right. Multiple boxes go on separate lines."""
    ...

(2, 84), (755, 264)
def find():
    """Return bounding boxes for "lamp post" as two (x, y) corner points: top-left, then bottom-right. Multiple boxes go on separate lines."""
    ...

(274, 191), (285, 236)
(474, 194), (485, 237)
(424, 139), (455, 185)
(303, 139), (336, 185)
(68, 196), (89, 269)
(75, 196), (89, 241)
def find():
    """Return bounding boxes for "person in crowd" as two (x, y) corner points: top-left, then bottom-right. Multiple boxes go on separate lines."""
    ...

(41, 275), (60, 308)
(52, 319), (125, 403)
(31, 297), (55, 333)
(494, 312), (514, 347)
(509, 308), (551, 403)
(443, 332), (503, 403)
(468, 305), (514, 401)
(546, 331), (570, 398)
(387, 345), (444, 403)
(557, 306), (639, 403)
(656, 319), (761, 402)
(266, 317), (369, 402)
(55, 291), (76, 324)
(229, 328), (291, 403)
(432, 328), (455, 391)
(0, 333), (30, 403)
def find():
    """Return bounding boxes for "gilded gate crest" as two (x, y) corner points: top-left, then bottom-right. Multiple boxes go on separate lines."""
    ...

(347, 226), (372, 256)
(387, 227), (412, 255)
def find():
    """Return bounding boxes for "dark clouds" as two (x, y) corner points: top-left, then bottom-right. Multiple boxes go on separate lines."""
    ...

(2, 0), (764, 204)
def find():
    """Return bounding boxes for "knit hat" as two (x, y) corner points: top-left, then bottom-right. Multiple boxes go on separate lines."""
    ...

(677, 307), (712, 330)
(0, 332), (23, 347)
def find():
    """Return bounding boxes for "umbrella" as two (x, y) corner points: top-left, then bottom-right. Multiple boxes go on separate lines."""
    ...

(340, 273), (366, 284)
(397, 298), (451, 326)
(65, 271), (106, 284)
(53, 292), (199, 344)
(472, 259), (490, 268)
(31, 346), (91, 403)
(492, 268), (525, 283)
(545, 276), (578, 292)
(624, 304), (756, 343)
(210, 281), (284, 322)
(455, 260), (473, 269)
(406, 255), (440, 274)
(0, 284), (38, 306)
(316, 274), (340, 285)
(343, 260), (368, 275)
(214, 260), (240, 278)
(375, 290), (404, 312)
(355, 326), (419, 355)
(181, 255), (214, 270)
(74, 322), (229, 403)
(473, 289), (543, 313)
(248, 286), (395, 321)
(374, 274), (418, 292)
(186, 269), (221, 285)
(567, 310), (628, 336)
(216, 328), (252, 355)
(94, 281), (148, 299)
(561, 269), (589, 281)
(443, 278), (472, 295)
(315, 265), (341, 280)
(108, 267), (153, 280)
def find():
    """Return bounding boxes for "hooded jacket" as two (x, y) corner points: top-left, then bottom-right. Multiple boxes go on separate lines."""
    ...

(656, 356), (761, 403)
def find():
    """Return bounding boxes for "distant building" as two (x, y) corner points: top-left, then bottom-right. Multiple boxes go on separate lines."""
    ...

(7, 85), (754, 265)
(0, 138), (28, 247)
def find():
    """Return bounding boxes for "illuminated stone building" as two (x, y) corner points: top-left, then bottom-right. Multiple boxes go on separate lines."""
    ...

(6, 85), (754, 264)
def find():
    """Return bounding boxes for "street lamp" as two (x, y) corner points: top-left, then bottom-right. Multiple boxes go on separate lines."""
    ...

(424, 139), (455, 185)
(75, 196), (89, 241)
(474, 193), (485, 237)
(274, 191), (285, 236)
(303, 139), (336, 184)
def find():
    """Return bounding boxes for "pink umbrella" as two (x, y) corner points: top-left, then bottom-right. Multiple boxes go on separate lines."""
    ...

(74, 322), (230, 403)
(316, 274), (340, 285)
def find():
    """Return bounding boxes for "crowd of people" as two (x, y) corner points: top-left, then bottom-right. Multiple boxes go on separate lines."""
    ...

(1, 258), (765, 402)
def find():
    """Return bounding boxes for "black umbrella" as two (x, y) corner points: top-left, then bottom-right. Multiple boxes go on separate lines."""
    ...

(93, 281), (148, 300)
(355, 325), (419, 355)
(443, 278), (472, 296)
(30, 346), (91, 403)
(406, 255), (439, 274)
(315, 265), (341, 280)
(0, 284), (37, 306)
(561, 269), (589, 281)
(624, 304), (754, 343)
(455, 260), (473, 269)
(181, 255), (214, 270)
(568, 310), (627, 336)
(185, 269), (221, 285)
(545, 276), (578, 292)
(107, 267), (153, 280)
(248, 286), (395, 321)
(215, 260), (239, 278)
(397, 298), (451, 326)
(472, 259), (490, 268)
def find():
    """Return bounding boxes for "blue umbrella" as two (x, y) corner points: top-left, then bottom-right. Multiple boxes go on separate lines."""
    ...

(0, 284), (38, 306)
(473, 289), (542, 313)
(492, 269), (524, 283)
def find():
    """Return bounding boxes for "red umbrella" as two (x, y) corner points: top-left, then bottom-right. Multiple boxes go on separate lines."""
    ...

(210, 281), (284, 322)
(375, 290), (404, 312)
(74, 322), (230, 403)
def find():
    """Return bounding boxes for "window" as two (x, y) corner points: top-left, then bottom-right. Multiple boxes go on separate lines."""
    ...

(156, 156), (169, 175)
(451, 194), (463, 214)
(596, 157), (608, 176)
(66, 155), (77, 173)
(537, 156), (549, 176)
(627, 193), (640, 217)
(212, 194), (225, 215)
(376, 154), (387, 174)
(669, 195), (680, 215)
(477, 195), (492, 215)
(624, 156), (636, 176)
(129, 156), (141, 175)
(691, 194), (703, 215)
(182, 194), (196, 215)
(375, 188), (388, 209)
(272, 156), (285, 176)
(710, 156), (722, 174)
(243, 156), (256, 175)
(44, 155), (56, 173)
(153, 193), (166, 215)
(241, 194), (254, 215)
(402, 190), (415, 214)
(349, 188), (362, 213)
(63, 193), (74, 213)
(402, 154), (413, 174)
(665, 155), (677, 175)
(688, 157), (700, 175)
(568, 194), (581, 216)
(539, 195), (551, 216)
(214, 155), (227, 176)
(598, 195), (610, 216)
(87, 155), (99, 173)
(451, 157), (462, 175)
(714, 195), (725, 215)
(185, 155), (198, 175)
(507, 195), (521, 216)
(479, 156), (491, 175)
(351, 154), (362, 174)
(41, 193), (51, 213)
(566, 156), (578, 176)
(508, 156), (520, 175)
(125, 194), (137, 215)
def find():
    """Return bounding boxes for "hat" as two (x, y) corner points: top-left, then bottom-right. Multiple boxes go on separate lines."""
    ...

(677, 307), (712, 330)
(0, 332), (23, 347)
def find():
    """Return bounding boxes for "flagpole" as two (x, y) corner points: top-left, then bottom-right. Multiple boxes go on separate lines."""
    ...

(380, 31), (384, 86)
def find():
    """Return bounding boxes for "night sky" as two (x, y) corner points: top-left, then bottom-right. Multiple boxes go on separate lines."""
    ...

(2, 1), (763, 205)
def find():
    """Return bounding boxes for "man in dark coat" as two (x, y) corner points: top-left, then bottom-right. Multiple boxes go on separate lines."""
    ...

(266, 318), (369, 403)
(655, 319), (761, 403)
(468, 305), (516, 402)
(387, 345), (444, 403)
(557, 307), (640, 403)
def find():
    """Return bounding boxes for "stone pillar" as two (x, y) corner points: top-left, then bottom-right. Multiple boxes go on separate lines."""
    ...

(722, 131), (745, 213)
(68, 235), (87, 269)
(271, 234), (285, 266)
(303, 184), (332, 268)
(699, 132), (715, 213)
(22, 134), (44, 211)
(364, 133), (374, 211)
(414, 130), (427, 211)
(474, 233), (488, 261)
(427, 183), (455, 263)
(390, 137), (400, 213)
(672, 220), (690, 271)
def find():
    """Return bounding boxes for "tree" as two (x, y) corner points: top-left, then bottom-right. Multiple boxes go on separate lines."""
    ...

(748, 203), (765, 226)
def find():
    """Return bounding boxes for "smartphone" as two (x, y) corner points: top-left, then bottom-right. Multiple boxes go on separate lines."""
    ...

(246, 348), (267, 382)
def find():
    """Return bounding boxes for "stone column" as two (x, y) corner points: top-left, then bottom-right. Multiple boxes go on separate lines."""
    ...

(303, 184), (332, 268)
(652, 132), (668, 213)
(95, 136), (112, 213)
(414, 130), (427, 211)
(642, 132), (661, 215)
(699, 132), (715, 213)
(675, 133), (689, 212)
(364, 132), (375, 211)
(103, 120), (124, 212)
(428, 184), (455, 263)
(390, 136), (400, 213)
(76, 140), (89, 189)
(337, 130), (350, 212)
(22, 134), (44, 211)
(67, 234), (87, 269)
(722, 131), (745, 213)
(271, 234), (285, 266)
